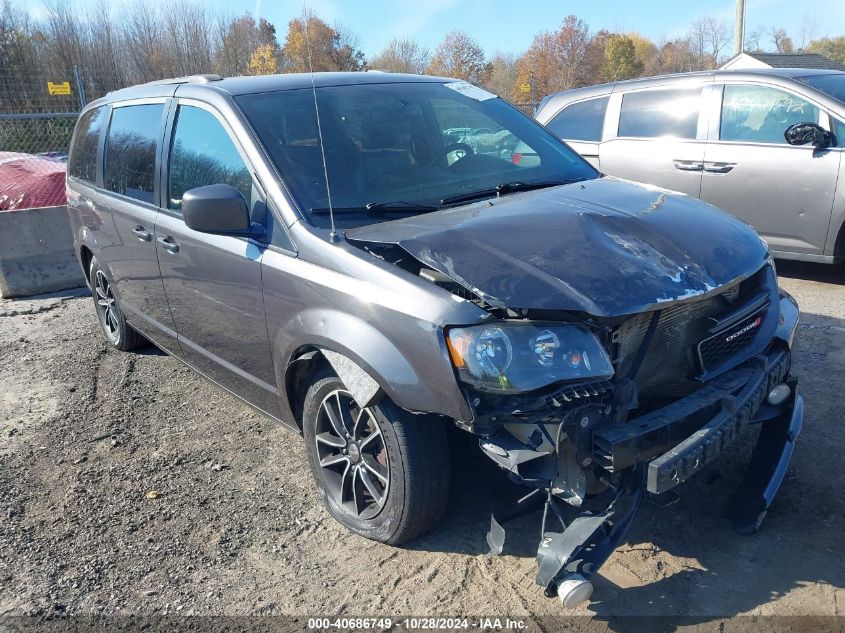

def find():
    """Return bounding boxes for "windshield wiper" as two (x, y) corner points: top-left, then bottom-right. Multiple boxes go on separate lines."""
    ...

(440, 180), (577, 207)
(310, 201), (440, 216)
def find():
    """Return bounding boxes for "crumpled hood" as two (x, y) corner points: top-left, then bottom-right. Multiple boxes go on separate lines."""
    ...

(347, 178), (769, 317)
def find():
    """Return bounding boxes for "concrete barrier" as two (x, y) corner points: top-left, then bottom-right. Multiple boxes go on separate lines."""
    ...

(0, 205), (85, 298)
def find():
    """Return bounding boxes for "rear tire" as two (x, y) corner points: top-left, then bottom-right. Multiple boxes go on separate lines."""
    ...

(302, 370), (450, 545)
(89, 256), (145, 352)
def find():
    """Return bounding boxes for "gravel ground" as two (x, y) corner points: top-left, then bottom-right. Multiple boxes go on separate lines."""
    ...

(1, 260), (844, 626)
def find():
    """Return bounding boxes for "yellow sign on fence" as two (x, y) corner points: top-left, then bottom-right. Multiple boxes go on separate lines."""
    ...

(47, 81), (71, 96)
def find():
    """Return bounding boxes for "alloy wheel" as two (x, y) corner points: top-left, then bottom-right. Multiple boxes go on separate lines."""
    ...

(314, 389), (390, 520)
(94, 269), (120, 345)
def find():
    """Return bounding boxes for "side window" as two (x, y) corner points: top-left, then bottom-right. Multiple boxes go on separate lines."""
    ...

(834, 117), (845, 147)
(168, 105), (253, 212)
(720, 84), (820, 145)
(546, 97), (609, 142)
(618, 88), (702, 139)
(104, 104), (164, 203)
(68, 106), (107, 184)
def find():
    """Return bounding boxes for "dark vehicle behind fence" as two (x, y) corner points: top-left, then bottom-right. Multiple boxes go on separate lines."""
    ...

(67, 72), (802, 607)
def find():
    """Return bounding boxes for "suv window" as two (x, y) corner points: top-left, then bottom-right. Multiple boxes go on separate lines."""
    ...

(546, 97), (609, 142)
(104, 104), (164, 204)
(168, 105), (253, 212)
(618, 88), (702, 139)
(720, 84), (820, 144)
(68, 106), (107, 184)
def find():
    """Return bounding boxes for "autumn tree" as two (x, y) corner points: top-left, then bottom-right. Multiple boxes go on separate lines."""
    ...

(582, 29), (611, 85)
(601, 35), (643, 81)
(807, 36), (845, 62)
(370, 37), (430, 74)
(428, 30), (491, 85)
(512, 15), (590, 102)
(281, 12), (365, 73)
(486, 52), (518, 98)
(215, 14), (281, 77)
(247, 43), (279, 75)
(627, 32), (659, 75)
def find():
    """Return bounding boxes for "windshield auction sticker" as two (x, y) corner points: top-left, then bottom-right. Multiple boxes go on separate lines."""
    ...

(444, 81), (497, 101)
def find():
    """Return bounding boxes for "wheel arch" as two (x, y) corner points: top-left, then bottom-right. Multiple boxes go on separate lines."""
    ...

(79, 244), (94, 285)
(275, 309), (472, 430)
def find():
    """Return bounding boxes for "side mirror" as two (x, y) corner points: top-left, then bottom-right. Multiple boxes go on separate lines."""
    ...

(182, 184), (251, 234)
(784, 122), (832, 148)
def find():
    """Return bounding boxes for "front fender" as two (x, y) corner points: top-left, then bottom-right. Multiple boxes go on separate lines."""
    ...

(274, 308), (474, 424)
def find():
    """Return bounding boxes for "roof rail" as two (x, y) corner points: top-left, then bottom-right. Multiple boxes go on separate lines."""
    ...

(144, 74), (223, 86)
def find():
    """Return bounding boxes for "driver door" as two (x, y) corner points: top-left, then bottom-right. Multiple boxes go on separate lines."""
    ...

(700, 82), (840, 256)
(155, 100), (278, 415)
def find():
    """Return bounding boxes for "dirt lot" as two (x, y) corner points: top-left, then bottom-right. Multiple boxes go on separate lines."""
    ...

(1, 260), (844, 627)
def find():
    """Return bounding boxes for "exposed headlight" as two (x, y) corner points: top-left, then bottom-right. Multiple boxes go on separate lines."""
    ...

(446, 322), (614, 393)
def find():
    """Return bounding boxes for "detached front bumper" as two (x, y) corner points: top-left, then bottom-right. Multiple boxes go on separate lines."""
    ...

(593, 347), (795, 495)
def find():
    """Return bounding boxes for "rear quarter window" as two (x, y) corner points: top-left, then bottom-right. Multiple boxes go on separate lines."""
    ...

(618, 88), (702, 139)
(546, 97), (609, 142)
(104, 103), (165, 204)
(68, 106), (107, 184)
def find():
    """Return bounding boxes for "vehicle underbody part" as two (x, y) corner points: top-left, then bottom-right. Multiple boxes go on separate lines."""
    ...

(482, 347), (803, 603)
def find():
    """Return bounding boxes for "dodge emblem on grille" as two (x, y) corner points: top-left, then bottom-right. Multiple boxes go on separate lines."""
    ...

(725, 316), (762, 343)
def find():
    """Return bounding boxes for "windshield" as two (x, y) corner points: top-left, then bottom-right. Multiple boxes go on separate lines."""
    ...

(236, 82), (598, 228)
(800, 74), (845, 104)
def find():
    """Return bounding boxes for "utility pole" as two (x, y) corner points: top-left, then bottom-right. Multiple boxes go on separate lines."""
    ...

(734, 0), (746, 56)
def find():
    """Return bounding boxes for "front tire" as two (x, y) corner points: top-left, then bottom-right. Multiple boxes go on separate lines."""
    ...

(302, 371), (450, 545)
(89, 257), (145, 351)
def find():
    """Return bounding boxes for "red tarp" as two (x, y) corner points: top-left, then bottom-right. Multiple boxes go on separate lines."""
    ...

(0, 152), (67, 211)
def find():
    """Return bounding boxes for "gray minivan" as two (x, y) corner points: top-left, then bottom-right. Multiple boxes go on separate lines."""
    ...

(67, 72), (802, 606)
(535, 69), (845, 264)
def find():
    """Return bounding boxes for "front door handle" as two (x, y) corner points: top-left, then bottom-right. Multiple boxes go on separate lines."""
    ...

(673, 160), (704, 172)
(703, 162), (736, 173)
(157, 235), (180, 254)
(132, 226), (152, 242)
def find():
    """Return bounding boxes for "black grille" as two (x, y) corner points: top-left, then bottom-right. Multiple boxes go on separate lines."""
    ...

(697, 309), (766, 373)
(613, 289), (734, 397)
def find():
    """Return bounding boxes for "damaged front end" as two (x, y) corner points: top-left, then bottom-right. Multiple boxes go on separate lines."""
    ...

(346, 180), (804, 605)
(452, 263), (802, 605)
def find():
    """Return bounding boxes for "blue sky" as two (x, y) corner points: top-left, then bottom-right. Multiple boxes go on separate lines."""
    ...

(29, 0), (845, 58)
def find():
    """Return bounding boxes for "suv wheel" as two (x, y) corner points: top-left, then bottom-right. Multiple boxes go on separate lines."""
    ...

(89, 257), (145, 351)
(302, 371), (450, 545)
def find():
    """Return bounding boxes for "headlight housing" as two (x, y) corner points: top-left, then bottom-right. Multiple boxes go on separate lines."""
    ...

(446, 322), (614, 393)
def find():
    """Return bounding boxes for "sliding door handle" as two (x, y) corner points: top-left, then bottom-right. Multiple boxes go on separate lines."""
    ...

(156, 235), (180, 254)
(673, 160), (704, 172)
(132, 226), (152, 242)
(703, 162), (736, 173)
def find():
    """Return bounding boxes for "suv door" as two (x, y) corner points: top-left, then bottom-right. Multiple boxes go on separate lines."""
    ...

(543, 95), (609, 169)
(599, 84), (709, 196)
(99, 101), (178, 350)
(154, 100), (278, 415)
(701, 82), (840, 257)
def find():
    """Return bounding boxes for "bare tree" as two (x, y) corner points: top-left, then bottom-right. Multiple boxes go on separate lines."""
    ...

(770, 27), (795, 53)
(746, 25), (766, 52)
(163, 1), (215, 77)
(689, 16), (731, 66)
(799, 13), (820, 50)
(370, 37), (430, 74)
